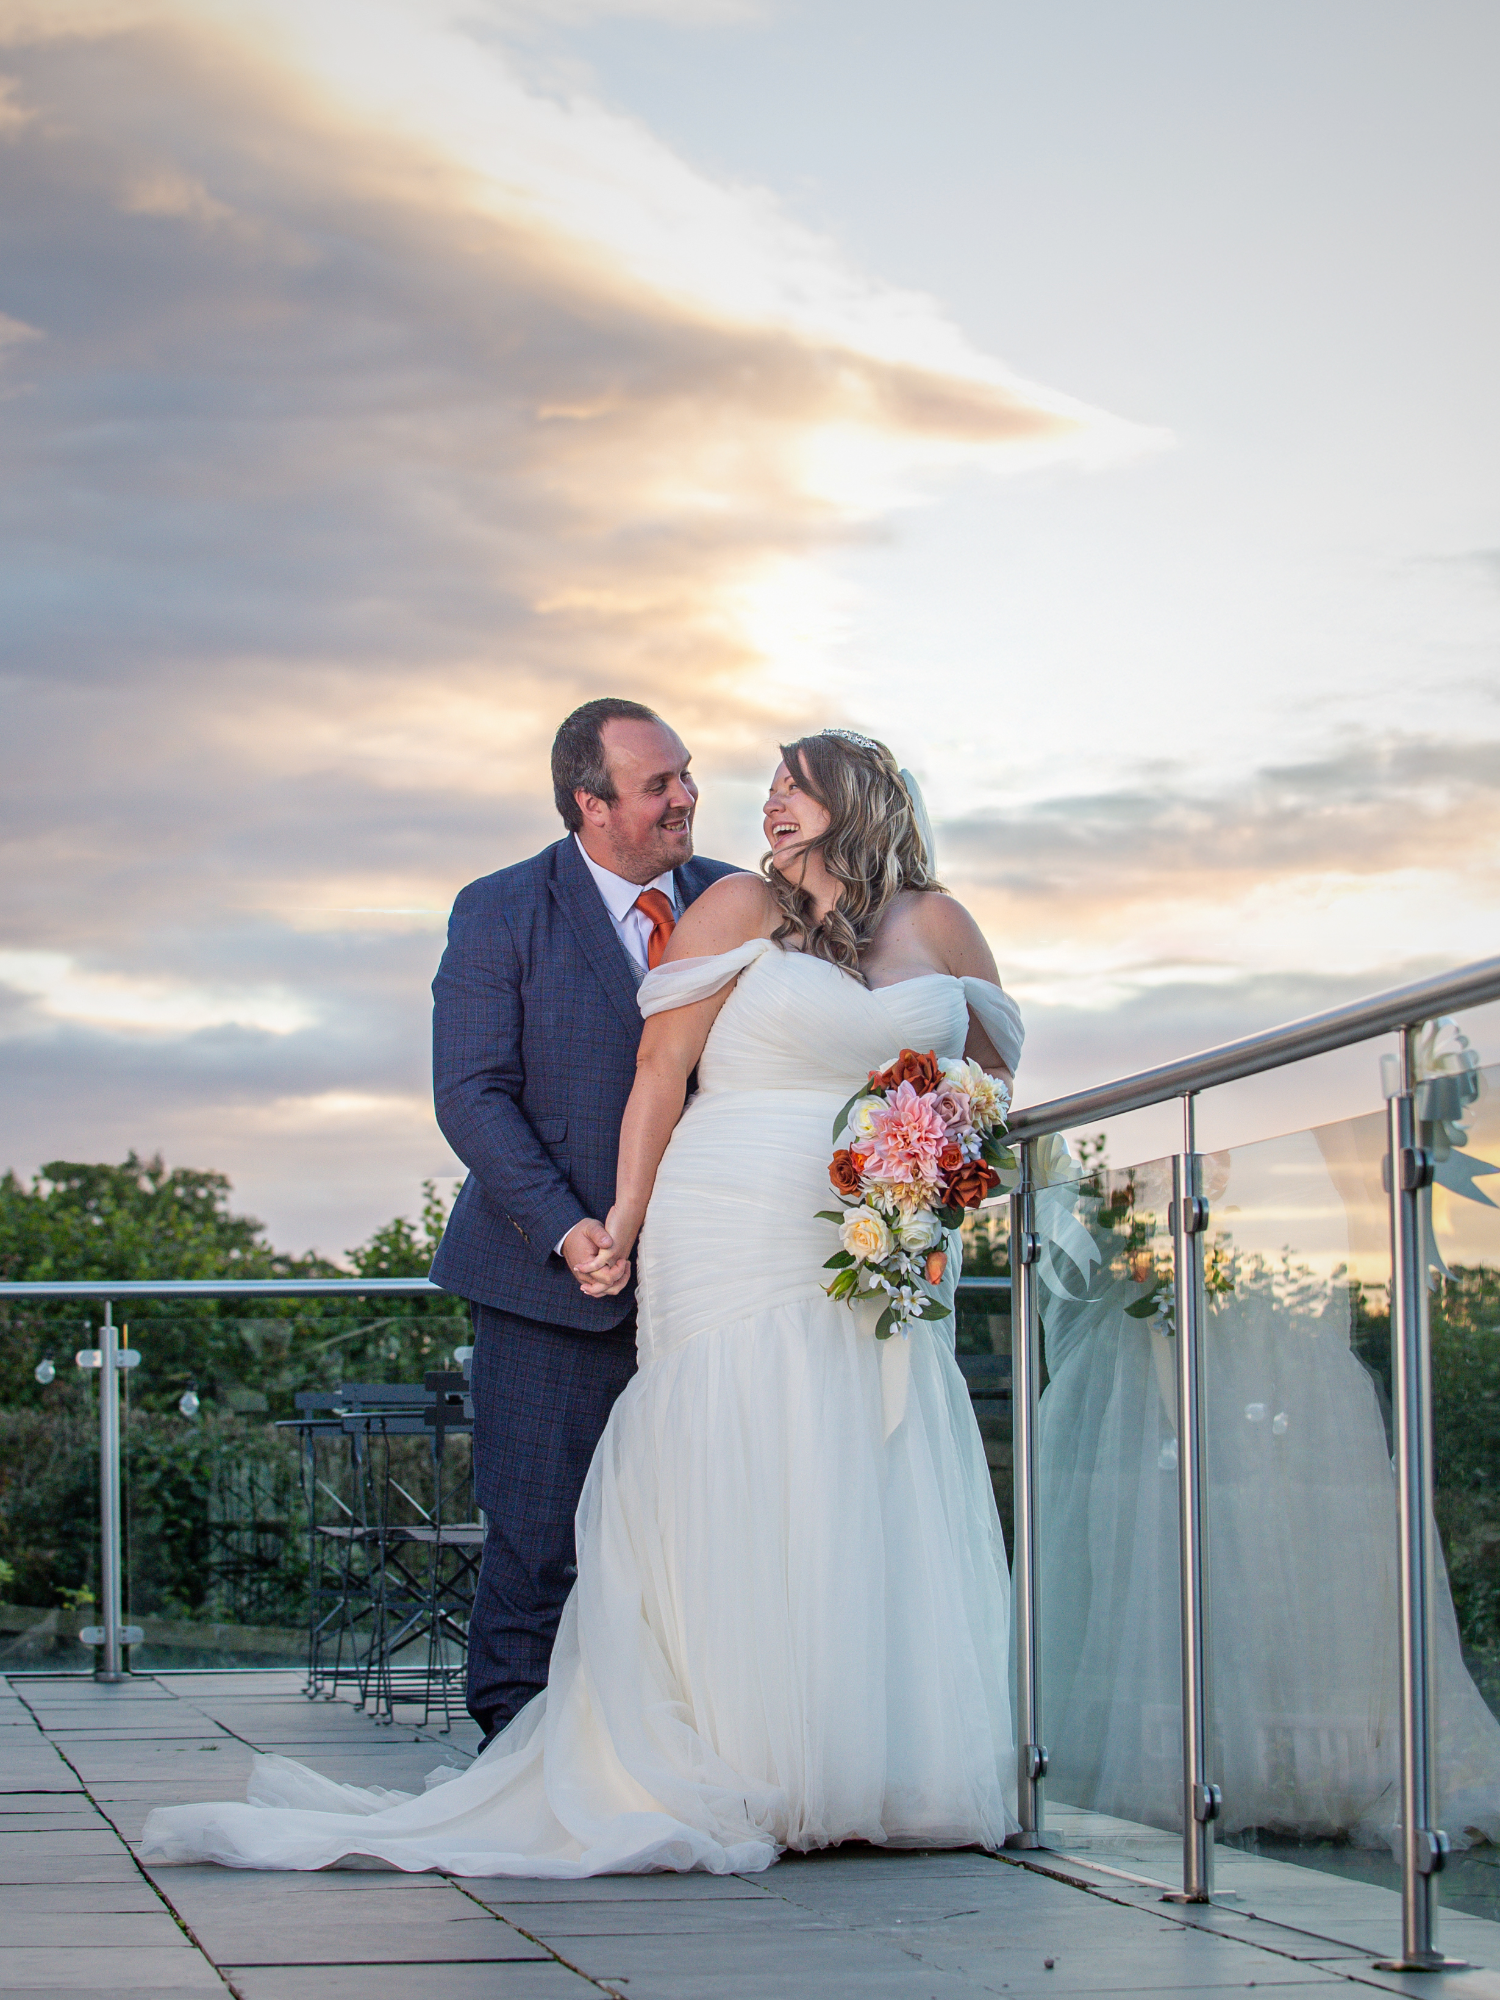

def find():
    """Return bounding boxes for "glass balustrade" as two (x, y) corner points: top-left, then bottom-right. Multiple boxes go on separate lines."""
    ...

(0, 1314), (101, 1670)
(957, 1206), (1013, 1546)
(1028, 1144), (1181, 1862)
(1, 1300), (475, 1676)
(1018, 1046), (1500, 1929)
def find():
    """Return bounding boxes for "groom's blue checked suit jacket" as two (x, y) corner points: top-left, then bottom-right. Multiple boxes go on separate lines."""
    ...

(430, 835), (739, 1332)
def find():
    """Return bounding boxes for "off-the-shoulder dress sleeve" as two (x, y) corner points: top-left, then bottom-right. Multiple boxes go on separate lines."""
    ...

(961, 977), (1024, 1074)
(638, 936), (774, 1018)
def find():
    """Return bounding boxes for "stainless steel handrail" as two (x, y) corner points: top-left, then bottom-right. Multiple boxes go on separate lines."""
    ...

(1007, 953), (1500, 1140)
(0, 1277), (1005, 1299)
(0, 1279), (445, 1299)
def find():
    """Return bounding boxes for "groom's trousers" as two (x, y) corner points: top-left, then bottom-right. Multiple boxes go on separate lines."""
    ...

(465, 1300), (637, 1741)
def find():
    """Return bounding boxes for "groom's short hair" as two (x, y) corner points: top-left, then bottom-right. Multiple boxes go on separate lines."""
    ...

(552, 698), (663, 831)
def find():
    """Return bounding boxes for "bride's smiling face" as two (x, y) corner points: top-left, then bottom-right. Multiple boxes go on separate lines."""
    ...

(763, 759), (831, 877)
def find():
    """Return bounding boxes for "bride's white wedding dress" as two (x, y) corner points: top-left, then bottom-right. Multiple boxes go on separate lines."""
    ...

(142, 937), (1024, 1875)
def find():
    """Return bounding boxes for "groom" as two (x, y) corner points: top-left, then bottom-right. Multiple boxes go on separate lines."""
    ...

(431, 698), (737, 1746)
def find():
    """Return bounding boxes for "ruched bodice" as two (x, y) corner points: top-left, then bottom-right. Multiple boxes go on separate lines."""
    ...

(694, 945), (968, 1097)
(636, 942), (1021, 1369)
(640, 936), (1023, 1097)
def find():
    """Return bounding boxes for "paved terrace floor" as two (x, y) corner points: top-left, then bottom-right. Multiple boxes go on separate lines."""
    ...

(7, 1672), (1500, 2000)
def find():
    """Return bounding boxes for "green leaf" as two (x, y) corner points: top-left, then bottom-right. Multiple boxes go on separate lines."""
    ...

(1124, 1295), (1162, 1320)
(981, 1138), (1015, 1170)
(822, 1250), (854, 1270)
(875, 1304), (897, 1340)
(913, 1297), (952, 1322)
(830, 1086), (867, 1145)
(934, 1204), (964, 1231)
(814, 1209), (846, 1223)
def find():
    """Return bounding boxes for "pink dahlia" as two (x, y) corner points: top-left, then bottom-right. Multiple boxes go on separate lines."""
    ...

(861, 1081), (948, 1185)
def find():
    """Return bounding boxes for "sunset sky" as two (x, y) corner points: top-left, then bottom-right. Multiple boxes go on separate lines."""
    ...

(2, 0), (1498, 1255)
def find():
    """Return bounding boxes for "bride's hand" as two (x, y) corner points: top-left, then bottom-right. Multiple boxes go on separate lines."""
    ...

(576, 1205), (637, 1298)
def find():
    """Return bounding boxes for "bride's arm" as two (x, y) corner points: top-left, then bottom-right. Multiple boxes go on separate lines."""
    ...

(577, 874), (774, 1298)
(911, 892), (1015, 1081)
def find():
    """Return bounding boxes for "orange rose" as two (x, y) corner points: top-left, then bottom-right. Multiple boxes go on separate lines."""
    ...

(925, 1249), (948, 1285)
(944, 1160), (1000, 1210)
(869, 1048), (942, 1095)
(938, 1141), (963, 1175)
(829, 1149), (864, 1197)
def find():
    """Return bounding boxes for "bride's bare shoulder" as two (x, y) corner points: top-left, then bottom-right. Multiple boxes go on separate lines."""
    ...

(908, 889), (1002, 982)
(663, 871), (775, 962)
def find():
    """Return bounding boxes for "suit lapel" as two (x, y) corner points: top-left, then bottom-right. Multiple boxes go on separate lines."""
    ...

(549, 837), (643, 1037)
(674, 856), (725, 913)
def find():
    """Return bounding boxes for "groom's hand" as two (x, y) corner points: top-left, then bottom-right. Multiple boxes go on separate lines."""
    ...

(561, 1219), (615, 1281)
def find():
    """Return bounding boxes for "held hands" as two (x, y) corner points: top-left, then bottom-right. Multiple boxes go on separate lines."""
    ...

(562, 1210), (635, 1299)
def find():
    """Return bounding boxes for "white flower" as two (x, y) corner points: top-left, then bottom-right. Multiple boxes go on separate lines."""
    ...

(941, 1057), (1008, 1130)
(847, 1095), (886, 1142)
(840, 1206), (892, 1264)
(896, 1209), (943, 1252)
(1034, 1132), (1077, 1189)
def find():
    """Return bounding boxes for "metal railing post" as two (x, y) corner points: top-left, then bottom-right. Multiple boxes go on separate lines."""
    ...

(1009, 1139), (1047, 1846)
(1375, 1026), (1465, 1971)
(97, 1303), (125, 1683)
(1165, 1095), (1219, 1902)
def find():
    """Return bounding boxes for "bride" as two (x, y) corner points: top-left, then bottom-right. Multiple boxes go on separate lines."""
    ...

(142, 729), (1025, 1876)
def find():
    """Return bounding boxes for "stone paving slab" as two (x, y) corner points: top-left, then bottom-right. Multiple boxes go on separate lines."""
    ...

(0, 1828), (139, 1857)
(143, 1861), (448, 1895)
(0, 1881), (163, 1913)
(198, 1921), (554, 1966)
(0, 1908), (193, 1948)
(0, 1745), (84, 1791)
(0, 1945), (229, 1992)
(39, 1717), (238, 1740)
(457, 1872), (775, 1903)
(0, 1855), (146, 1885)
(226, 1965), (602, 2000)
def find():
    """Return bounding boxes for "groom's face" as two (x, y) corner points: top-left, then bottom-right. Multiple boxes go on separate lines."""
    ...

(579, 718), (699, 883)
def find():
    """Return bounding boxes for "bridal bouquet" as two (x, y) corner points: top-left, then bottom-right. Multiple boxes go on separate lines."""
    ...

(818, 1049), (1013, 1339)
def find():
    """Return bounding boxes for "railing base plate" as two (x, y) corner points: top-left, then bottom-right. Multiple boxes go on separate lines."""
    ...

(1372, 1958), (1470, 1974)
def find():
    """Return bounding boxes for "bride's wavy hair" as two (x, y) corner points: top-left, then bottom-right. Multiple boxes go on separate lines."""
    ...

(761, 732), (942, 977)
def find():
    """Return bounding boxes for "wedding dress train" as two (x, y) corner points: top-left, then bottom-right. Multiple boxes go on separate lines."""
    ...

(142, 938), (1024, 1875)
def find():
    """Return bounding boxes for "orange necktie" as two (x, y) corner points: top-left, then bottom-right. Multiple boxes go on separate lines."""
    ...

(633, 888), (676, 970)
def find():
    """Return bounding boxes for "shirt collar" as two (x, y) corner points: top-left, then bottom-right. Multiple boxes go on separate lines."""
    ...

(573, 834), (677, 922)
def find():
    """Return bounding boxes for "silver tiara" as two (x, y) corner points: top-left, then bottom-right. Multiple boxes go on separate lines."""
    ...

(819, 726), (881, 751)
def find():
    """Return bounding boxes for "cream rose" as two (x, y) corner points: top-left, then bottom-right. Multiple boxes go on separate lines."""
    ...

(897, 1210), (943, 1252)
(840, 1206), (892, 1263)
(847, 1095), (886, 1143)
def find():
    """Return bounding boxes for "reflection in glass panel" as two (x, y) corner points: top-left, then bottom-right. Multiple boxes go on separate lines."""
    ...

(1204, 1068), (1500, 1916)
(957, 1205), (1013, 1550)
(1032, 1142), (1182, 1834)
(1427, 1055), (1500, 1847)
(1201, 1113), (1402, 1846)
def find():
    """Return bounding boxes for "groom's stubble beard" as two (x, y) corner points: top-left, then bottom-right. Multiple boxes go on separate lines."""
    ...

(599, 798), (696, 885)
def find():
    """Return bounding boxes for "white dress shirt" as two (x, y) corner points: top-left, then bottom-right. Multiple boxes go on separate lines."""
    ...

(554, 837), (680, 1258)
(573, 834), (679, 978)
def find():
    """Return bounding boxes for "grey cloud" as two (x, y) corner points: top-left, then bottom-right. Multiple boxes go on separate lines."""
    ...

(940, 735), (1500, 904)
(0, 22), (1073, 687)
